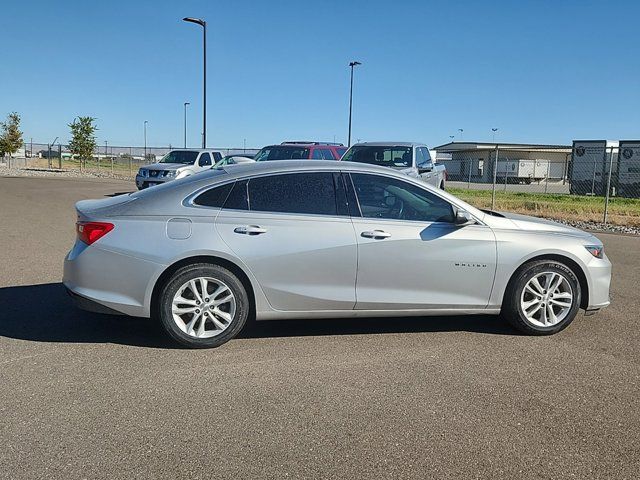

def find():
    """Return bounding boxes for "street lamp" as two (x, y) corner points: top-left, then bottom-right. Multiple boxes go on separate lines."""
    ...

(449, 135), (455, 142)
(144, 120), (148, 162)
(458, 128), (464, 141)
(184, 102), (190, 148)
(492, 128), (499, 143)
(183, 17), (207, 148)
(347, 60), (362, 147)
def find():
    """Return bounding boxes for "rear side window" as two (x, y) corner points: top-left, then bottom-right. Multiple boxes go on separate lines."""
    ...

(336, 147), (347, 158)
(311, 148), (336, 160)
(248, 173), (337, 215)
(193, 182), (234, 207)
(223, 180), (249, 210)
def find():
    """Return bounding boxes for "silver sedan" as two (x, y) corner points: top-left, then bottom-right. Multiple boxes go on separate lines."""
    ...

(64, 161), (611, 348)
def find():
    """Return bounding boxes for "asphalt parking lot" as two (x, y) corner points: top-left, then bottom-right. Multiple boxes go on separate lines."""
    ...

(1, 175), (639, 479)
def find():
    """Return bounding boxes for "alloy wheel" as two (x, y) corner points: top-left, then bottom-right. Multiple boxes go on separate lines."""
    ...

(171, 277), (236, 338)
(520, 271), (573, 327)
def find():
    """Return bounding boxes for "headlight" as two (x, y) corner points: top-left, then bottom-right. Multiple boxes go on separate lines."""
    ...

(164, 170), (177, 178)
(138, 168), (148, 178)
(585, 245), (604, 259)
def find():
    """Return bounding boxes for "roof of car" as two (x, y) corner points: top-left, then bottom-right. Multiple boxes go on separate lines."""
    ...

(219, 160), (393, 176)
(351, 142), (425, 147)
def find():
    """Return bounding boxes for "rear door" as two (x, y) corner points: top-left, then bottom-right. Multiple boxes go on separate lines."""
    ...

(348, 172), (496, 310)
(215, 171), (358, 311)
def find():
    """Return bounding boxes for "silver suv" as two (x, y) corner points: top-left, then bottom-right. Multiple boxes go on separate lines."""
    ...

(136, 149), (223, 189)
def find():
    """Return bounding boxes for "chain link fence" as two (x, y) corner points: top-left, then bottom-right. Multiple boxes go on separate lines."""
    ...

(2, 142), (259, 177)
(435, 143), (640, 227)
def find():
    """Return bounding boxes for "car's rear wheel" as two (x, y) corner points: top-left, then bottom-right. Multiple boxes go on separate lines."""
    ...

(502, 260), (581, 335)
(158, 263), (249, 348)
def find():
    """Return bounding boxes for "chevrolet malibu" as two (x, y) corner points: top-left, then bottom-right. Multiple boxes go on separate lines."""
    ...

(64, 161), (611, 348)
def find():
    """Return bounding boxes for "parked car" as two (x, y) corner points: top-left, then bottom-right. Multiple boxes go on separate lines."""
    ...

(135, 149), (223, 189)
(254, 142), (347, 162)
(341, 142), (447, 189)
(64, 160), (611, 348)
(215, 153), (256, 167)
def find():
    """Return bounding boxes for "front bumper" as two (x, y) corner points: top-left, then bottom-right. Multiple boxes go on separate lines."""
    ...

(585, 254), (612, 311)
(135, 174), (173, 190)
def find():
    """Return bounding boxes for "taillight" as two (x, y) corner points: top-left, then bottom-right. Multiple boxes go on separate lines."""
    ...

(76, 221), (114, 245)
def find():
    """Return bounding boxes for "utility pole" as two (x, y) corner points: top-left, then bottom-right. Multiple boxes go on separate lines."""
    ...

(347, 60), (362, 147)
(184, 102), (190, 148)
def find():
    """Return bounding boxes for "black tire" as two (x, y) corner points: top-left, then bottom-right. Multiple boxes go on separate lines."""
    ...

(157, 263), (250, 348)
(502, 260), (581, 335)
(440, 181), (445, 190)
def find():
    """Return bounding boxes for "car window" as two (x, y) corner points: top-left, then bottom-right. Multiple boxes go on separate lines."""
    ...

(416, 147), (432, 168)
(342, 146), (413, 168)
(199, 153), (213, 167)
(159, 150), (199, 164)
(350, 173), (454, 223)
(248, 173), (338, 216)
(223, 180), (249, 210)
(254, 146), (311, 161)
(335, 147), (347, 158)
(212, 152), (223, 162)
(311, 148), (335, 160)
(193, 182), (234, 207)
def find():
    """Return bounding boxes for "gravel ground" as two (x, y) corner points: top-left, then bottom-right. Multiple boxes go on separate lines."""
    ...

(0, 165), (134, 181)
(1, 165), (638, 235)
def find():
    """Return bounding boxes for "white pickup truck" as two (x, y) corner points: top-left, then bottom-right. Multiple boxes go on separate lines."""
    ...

(136, 149), (224, 190)
(340, 142), (447, 189)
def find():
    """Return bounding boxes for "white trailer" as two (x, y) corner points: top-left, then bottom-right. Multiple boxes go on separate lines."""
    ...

(496, 159), (552, 184)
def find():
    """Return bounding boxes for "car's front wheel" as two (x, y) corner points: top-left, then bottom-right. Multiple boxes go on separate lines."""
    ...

(157, 263), (250, 348)
(502, 260), (581, 335)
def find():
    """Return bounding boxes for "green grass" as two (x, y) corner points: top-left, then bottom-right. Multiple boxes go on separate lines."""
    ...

(449, 188), (640, 227)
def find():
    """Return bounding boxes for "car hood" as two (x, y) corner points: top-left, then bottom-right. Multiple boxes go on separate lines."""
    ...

(483, 211), (593, 238)
(143, 163), (187, 171)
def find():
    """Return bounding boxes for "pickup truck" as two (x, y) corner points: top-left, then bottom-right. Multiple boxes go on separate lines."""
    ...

(136, 149), (223, 189)
(340, 142), (447, 189)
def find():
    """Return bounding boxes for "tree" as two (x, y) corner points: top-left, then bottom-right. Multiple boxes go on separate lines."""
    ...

(68, 117), (97, 168)
(0, 112), (24, 158)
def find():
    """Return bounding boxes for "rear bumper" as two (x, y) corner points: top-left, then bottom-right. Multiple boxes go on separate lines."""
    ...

(65, 287), (123, 315)
(63, 241), (163, 318)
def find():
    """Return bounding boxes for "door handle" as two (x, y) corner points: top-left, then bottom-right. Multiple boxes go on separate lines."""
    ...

(361, 230), (391, 239)
(234, 225), (267, 235)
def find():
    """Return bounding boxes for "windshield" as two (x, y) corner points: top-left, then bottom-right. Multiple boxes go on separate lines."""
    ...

(254, 146), (310, 161)
(342, 146), (412, 168)
(159, 150), (199, 164)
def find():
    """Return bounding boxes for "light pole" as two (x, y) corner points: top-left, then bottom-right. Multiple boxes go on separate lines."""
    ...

(183, 17), (207, 148)
(144, 120), (148, 162)
(347, 61), (362, 147)
(449, 135), (455, 142)
(184, 102), (190, 148)
(492, 128), (498, 143)
(458, 128), (464, 141)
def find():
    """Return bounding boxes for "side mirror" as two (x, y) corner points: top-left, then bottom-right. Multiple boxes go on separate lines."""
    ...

(418, 164), (433, 174)
(454, 208), (475, 226)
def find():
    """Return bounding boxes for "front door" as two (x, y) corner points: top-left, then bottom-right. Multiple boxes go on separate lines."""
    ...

(348, 172), (496, 310)
(215, 172), (357, 311)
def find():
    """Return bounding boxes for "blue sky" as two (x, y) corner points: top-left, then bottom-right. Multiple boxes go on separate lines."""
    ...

(2, 0), (639, 148)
